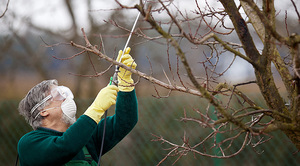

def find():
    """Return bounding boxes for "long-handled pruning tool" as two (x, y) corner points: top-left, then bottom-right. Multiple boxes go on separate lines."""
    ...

(97, 2), (145, 165)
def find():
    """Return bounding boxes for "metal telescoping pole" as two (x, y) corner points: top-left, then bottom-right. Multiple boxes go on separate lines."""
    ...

(97, 1), (146, 165)
(111, 10), (142, 86)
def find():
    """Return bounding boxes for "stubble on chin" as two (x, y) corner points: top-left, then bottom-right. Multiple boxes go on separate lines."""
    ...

(61, 113), (76, 126)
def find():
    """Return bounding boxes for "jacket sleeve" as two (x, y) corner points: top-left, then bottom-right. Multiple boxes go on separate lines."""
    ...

(18, 115), (97, 166)
(92, 89), (138, 157)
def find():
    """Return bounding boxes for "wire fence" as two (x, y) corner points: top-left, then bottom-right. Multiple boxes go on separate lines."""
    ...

(1, 95), (300, 166)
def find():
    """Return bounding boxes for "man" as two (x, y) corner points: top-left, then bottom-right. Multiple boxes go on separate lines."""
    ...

(17, 48), (138, 166)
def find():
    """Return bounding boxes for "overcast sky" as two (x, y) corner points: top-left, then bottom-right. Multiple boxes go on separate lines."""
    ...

(1, 0), (299, 83)
(2, 0), (298, 34)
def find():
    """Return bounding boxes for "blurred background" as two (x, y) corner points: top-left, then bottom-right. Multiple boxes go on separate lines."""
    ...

(1, 0), (300, 165)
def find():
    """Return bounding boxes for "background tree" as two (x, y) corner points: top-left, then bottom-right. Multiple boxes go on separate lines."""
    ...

(0, 0), (136, 98)
(69, 0), (300, 164)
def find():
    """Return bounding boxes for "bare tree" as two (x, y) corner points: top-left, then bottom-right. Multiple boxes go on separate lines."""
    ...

(33, 0), (300, 164)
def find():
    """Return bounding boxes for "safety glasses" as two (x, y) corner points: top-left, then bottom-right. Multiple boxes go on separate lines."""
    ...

(50, 86), (74, 101)
(30, 86), (74, 119)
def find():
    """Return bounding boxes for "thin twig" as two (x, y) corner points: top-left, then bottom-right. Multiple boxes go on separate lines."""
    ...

(0, 0), (10, 18)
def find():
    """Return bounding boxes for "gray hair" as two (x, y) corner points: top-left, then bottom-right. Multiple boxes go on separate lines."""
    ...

(18, 79), (58, 130)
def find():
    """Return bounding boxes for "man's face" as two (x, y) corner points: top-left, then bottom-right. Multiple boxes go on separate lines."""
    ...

(47, 85), (77, 125)
(42, 86), (65, 121)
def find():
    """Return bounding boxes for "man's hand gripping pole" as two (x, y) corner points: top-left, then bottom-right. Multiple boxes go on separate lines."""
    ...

(110, 7), (141, 86)
(99, 2), (143, 165)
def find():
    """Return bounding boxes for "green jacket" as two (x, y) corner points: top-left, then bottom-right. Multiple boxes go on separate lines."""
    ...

(18, 90), (138, 166)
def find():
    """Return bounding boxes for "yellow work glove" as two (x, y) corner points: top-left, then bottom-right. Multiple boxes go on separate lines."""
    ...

(84, 85), (119, 123)
(116, 47), (137, 92)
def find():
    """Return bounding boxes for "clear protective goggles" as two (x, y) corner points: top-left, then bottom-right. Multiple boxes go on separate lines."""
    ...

(30, 86), (74, 118)
(49, 86), (74, 101)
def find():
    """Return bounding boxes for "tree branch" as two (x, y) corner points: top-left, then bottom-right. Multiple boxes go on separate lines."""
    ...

(71, 28), (203, 96)
(0, 0), (10, 18)
(290, 0), (300, 22)
(220, 0), (261, 64)
(241, 0), (300, 45)
(212, 34), (255, 67)
(135, 1), (259, 133)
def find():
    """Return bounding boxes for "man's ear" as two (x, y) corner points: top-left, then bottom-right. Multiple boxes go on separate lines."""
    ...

(40, 110), (49, 117)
